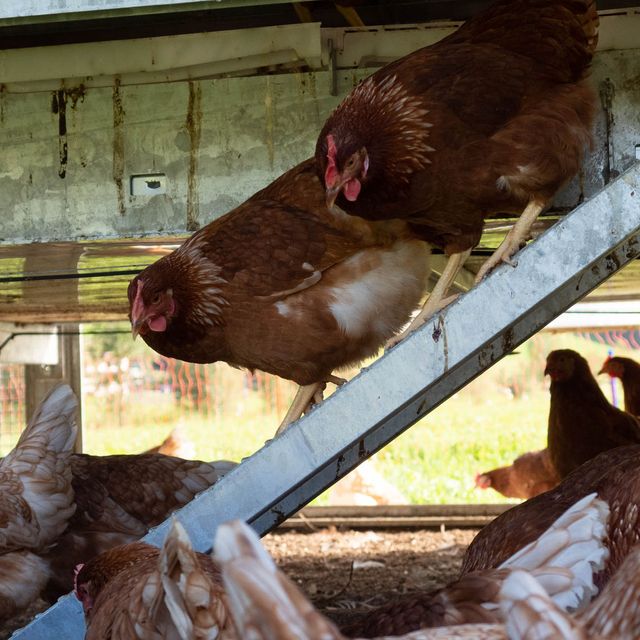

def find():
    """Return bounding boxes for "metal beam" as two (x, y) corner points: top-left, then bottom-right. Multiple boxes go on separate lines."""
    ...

(12, 164), (640, 638)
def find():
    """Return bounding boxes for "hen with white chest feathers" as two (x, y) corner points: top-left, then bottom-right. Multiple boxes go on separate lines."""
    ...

(128, 159), (431, 433)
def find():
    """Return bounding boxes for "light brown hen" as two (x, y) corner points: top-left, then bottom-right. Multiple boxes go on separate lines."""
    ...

(128, 159), (431, 431)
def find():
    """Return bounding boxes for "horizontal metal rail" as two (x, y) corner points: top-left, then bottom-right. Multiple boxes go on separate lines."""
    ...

(12, 163), (640, 638)
(278, 504), (511, 531)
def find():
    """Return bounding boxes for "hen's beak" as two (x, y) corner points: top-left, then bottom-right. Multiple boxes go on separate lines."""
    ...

(131, 321), (142, 340)
(326, 185), (341, 210)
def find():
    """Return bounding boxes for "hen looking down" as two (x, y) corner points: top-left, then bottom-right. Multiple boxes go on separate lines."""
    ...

(475, 448), (560, 500)
(545, 349), (640, 478)
(75, 519), (234, 640)
(599, 356), (640, 416)
(342, 493), (607, 637)
(462, 445), (640, 592)
(0, 384), (77, 621)
(215, 496), (607, 640)
(316, 0), (598, 344)
(43, 453), (236, 601)
(128, 159), (431, 432)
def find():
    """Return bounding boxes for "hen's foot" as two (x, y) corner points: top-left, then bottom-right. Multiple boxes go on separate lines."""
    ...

(275, 375), (346, 436)
(475, 200), (545, 283)
(385, 249), (471, 350)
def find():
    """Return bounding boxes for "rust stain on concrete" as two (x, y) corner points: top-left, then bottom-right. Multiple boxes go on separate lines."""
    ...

(186, 81), (202, 232)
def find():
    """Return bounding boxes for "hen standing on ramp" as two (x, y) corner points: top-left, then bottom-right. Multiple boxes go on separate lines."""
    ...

(316, 0), (599, 345)
(128, 159), (431, 432)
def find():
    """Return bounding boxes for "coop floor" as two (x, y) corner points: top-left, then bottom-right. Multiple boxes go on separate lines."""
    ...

(263, 527), (478, 629)
(1, 527), (478, 638)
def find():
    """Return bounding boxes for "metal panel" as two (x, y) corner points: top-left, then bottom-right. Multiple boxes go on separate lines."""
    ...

(12, 163), (640, 639)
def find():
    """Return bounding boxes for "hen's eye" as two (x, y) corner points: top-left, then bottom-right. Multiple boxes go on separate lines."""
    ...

(151, 293), (161, 305)
(346, 157), (355, 168)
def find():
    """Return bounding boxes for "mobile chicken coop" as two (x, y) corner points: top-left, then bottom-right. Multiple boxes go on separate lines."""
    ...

(1, 0), (639, 636)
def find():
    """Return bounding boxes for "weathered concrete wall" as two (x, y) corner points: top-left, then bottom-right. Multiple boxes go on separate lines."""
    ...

(0, 48), (638, 244)
(0, 69), (367, 243)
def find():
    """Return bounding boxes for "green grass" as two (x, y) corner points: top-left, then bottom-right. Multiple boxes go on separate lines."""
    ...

(80, 330), (628, 505)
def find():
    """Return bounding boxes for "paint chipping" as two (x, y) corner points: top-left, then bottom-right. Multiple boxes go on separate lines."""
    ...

(112, 78), (126, 215)
(52, 89), (68, 179)
(186, 81), (202, 232)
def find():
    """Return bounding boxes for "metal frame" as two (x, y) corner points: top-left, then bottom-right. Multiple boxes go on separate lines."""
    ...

(12, 163), (640, 638)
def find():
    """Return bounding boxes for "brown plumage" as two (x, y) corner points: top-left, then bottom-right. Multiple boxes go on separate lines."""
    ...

(545, 349), (640, 478)
(75, 520), (233, 639)
(461, 445), (640, 593)
(316, 0), (598, 340)
(128, 159), (431, 429)
(0, 384), (77, 621)
(599, 356), (640, 416)
(475, 448), (560, 500)
(42, 454), (235, 601)
(215, 496), (607, 640)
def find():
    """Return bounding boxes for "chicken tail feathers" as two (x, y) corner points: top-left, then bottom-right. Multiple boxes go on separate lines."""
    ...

(160, 519), (226, 640)
(215, 519), (344, 639)
(0, 384), (78, 549)
(500, 570), (588, 639)
(498, 493), (609, 612)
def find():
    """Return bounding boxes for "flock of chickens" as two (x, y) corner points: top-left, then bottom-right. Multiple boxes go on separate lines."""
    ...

(13, 0), (640, 637)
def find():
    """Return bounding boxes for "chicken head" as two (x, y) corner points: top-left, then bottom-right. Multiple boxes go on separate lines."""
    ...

(129, 277), (176, 338)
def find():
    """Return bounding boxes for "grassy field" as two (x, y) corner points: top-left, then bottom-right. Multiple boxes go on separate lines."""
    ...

(81, 330), (629, 505)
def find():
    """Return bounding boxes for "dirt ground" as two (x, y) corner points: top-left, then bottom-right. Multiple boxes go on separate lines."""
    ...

(263, 526), (479, 629)
(2, 526), (478, 638)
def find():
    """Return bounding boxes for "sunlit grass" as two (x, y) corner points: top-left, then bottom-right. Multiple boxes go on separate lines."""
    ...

(81, 330), (628, 505)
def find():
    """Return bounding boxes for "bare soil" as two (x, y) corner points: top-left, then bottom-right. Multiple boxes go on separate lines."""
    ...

(263, 527), (479, 629)
(1, 527), (478, 638)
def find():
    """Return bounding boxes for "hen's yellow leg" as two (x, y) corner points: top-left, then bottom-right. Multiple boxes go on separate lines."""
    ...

(276, 375), (346, 436)
(386, 249), (471, 349)
(475, 200), (546, 282)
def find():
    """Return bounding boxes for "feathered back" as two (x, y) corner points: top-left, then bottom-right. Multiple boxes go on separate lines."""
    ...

(500, 570), (588, 639)
(498, 493), (608, 613)
(161, 519), (228, 640)
(215, 520), (344, 640)
(0, 383), (78, 552)
(579, 544), (640, 639)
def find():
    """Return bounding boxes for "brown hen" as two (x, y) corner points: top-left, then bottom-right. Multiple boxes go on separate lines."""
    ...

(128, 159), (431, 431)
(545, 349), (640, 478)
(475, 448), (560, 500)
(461, 445), (640, 593)
(0, 384), (77, 621)
(599, 355), (640, 416)
(75, 519), (233, 640)
(43, 453), (235, 601)
(316, 0), (598, 343)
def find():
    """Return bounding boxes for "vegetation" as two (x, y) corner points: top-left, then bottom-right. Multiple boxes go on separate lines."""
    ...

(79, 327), (628, 505)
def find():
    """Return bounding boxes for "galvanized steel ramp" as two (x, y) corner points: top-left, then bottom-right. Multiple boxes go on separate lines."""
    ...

(12, 163), (640, 638)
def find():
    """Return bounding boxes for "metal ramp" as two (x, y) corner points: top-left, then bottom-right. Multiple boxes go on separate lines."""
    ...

(12, 163), (640, 638)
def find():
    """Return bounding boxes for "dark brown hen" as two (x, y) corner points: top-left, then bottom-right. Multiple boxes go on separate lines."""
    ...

(128, 159), (431, 431)
(316, 0), (598, 343)
(599, 356), (640, 416)
(545, 349), (640, 478)
(42, 453), (234, 601)
(462, 445), (640, 592)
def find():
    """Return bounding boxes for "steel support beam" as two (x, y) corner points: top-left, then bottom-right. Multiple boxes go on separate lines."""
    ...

(12, 163), (640, 638)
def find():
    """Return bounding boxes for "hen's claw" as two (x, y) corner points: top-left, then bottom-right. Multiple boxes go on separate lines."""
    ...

(475, 200), (545, 283)
(276, 375), (346, 436)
